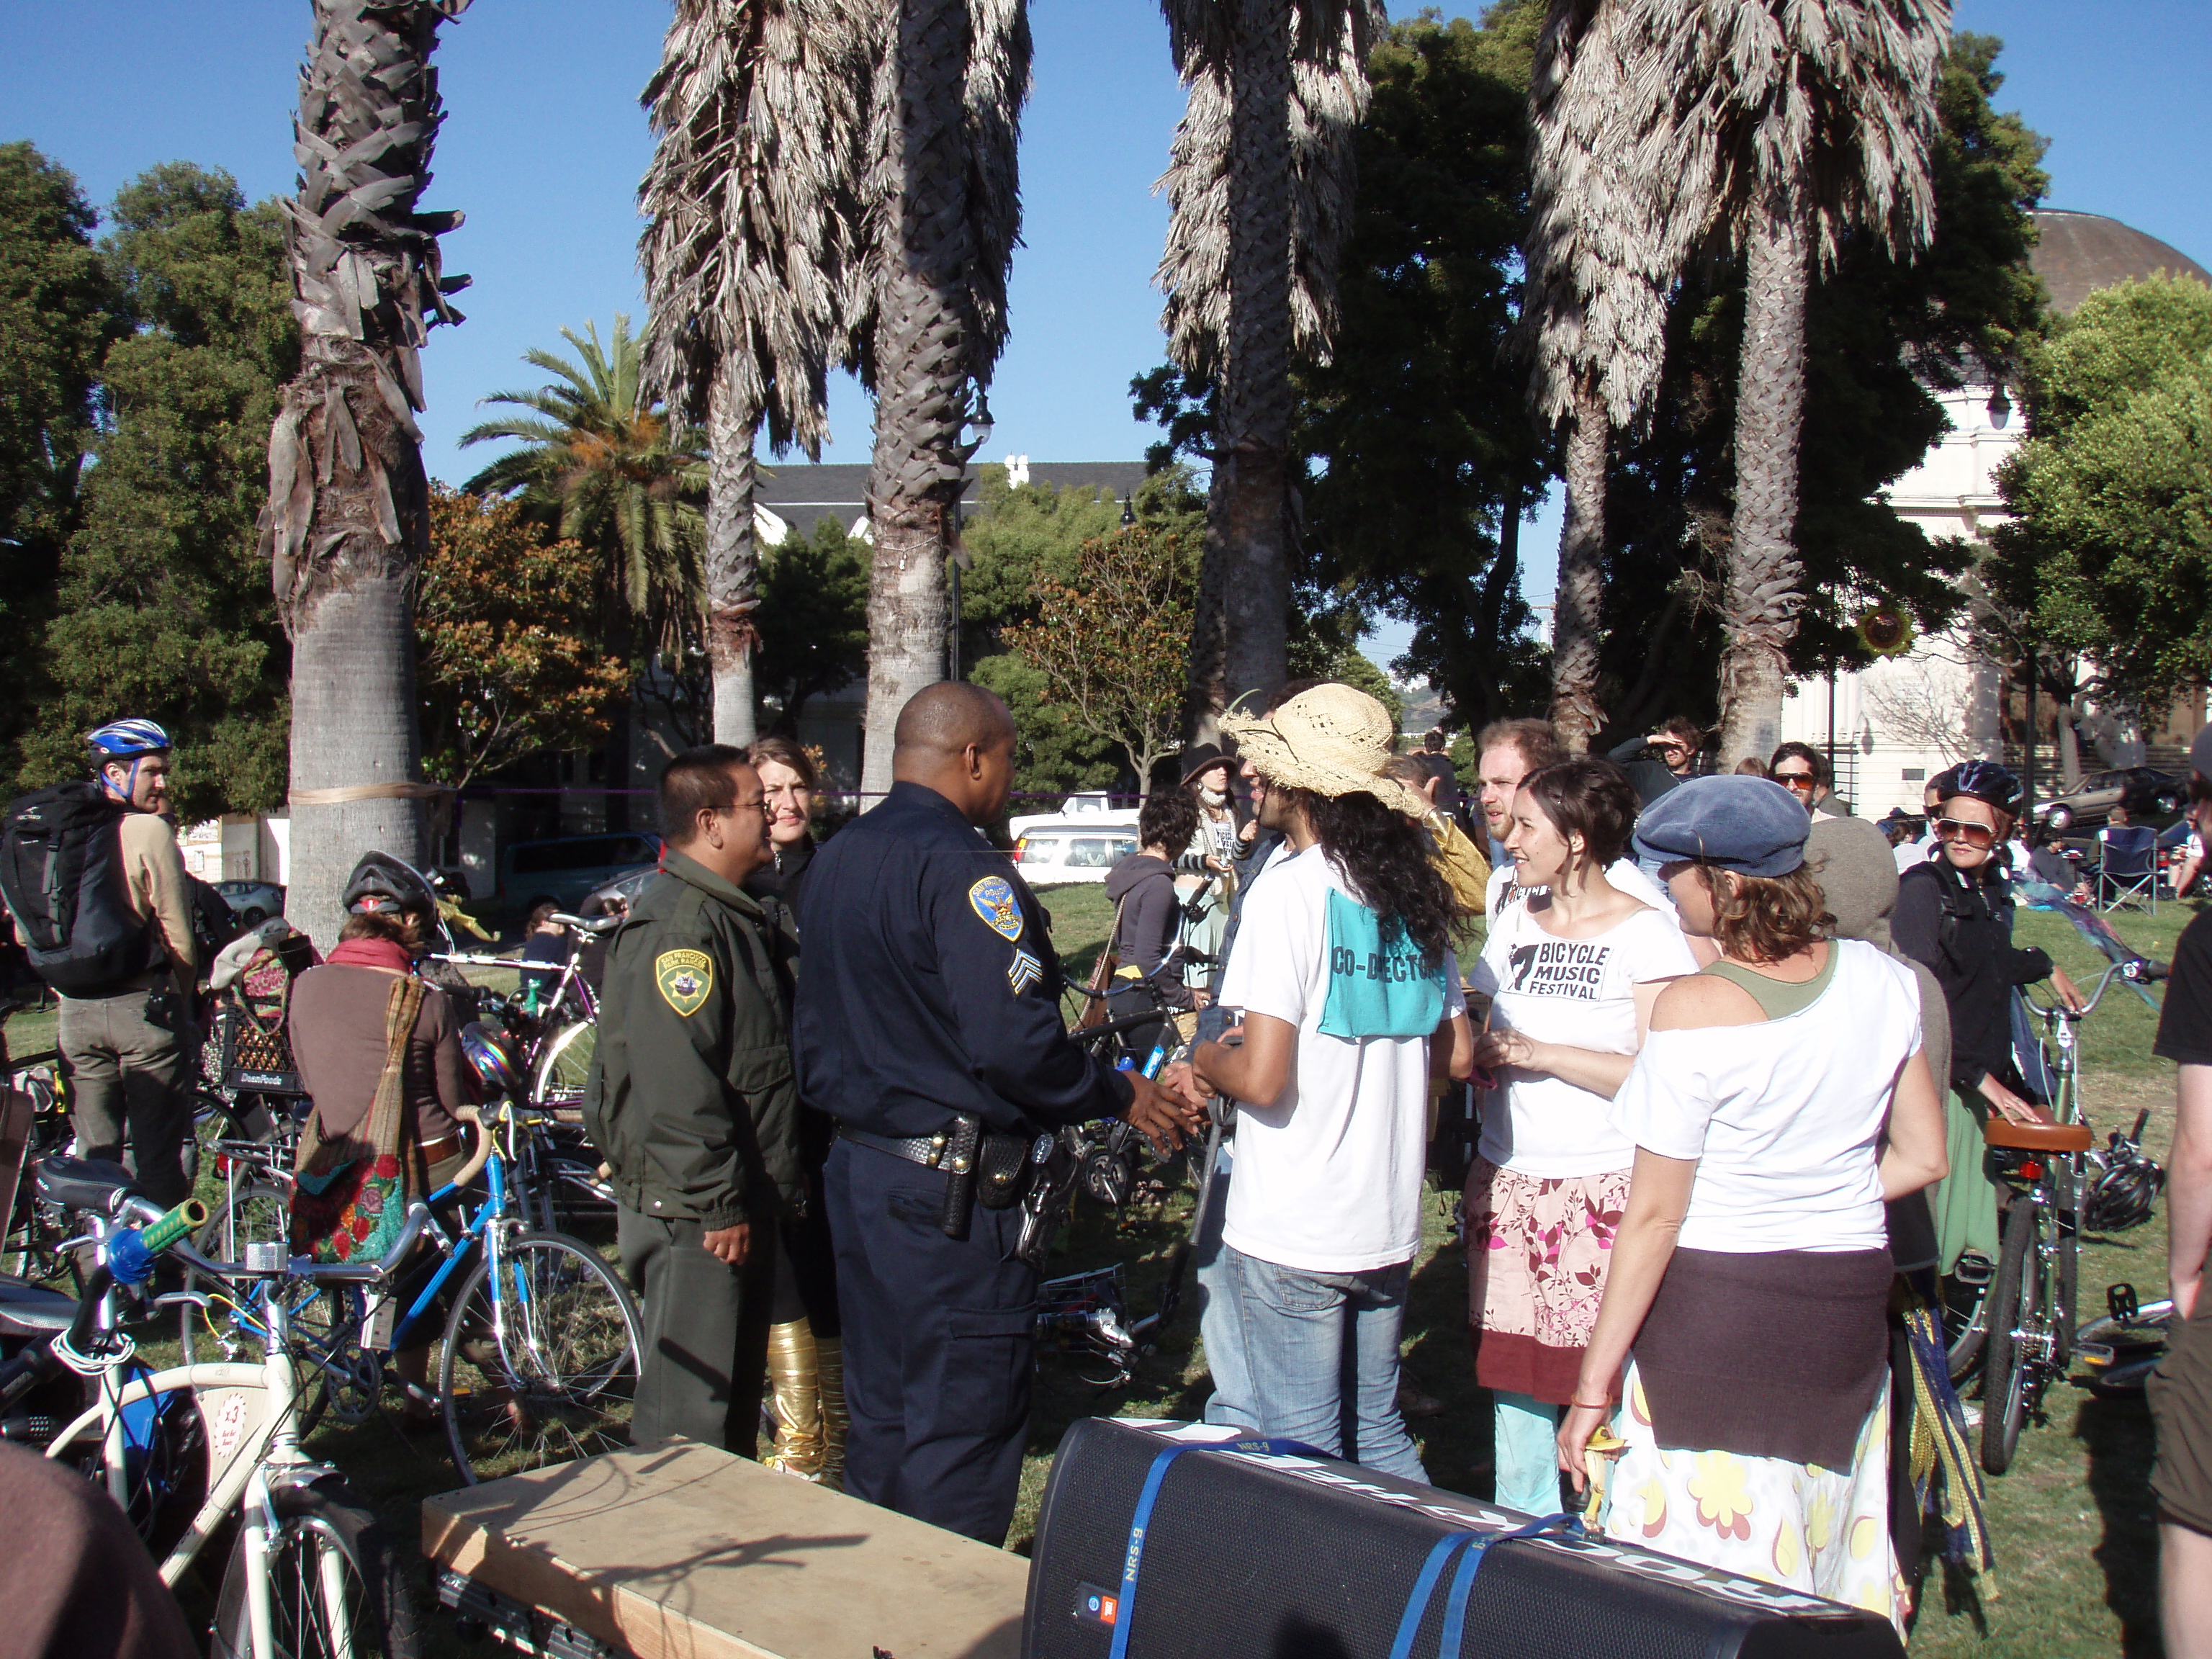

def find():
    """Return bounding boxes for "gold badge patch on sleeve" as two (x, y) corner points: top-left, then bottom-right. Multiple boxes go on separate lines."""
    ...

(655, 948), (714, 1017)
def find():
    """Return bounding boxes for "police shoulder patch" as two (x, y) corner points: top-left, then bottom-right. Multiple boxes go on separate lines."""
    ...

(655, 948), (714, 1017)
(968, 875), (1025, 942)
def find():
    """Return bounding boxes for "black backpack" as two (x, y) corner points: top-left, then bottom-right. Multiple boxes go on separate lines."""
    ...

(0, 782), (159, 997)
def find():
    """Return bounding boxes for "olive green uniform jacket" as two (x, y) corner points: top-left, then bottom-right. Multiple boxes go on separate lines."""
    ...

(584, 850), (802, 1229)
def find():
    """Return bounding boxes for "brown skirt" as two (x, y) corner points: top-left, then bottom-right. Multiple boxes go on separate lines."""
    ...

(1632, 1246), (1892, 1469)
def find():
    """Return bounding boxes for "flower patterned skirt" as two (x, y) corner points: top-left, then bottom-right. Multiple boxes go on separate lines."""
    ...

(1599, 1362), (1907, 1632)
(1465, 1158), (1631, 1404)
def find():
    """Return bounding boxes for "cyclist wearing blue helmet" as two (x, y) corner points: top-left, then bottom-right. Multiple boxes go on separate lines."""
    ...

(46, 720), (199, 1205)
(1892, 760), (2085, 1283)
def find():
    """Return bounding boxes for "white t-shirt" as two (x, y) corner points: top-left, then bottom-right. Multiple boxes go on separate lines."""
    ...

(1609, 940), (1923, 1254)
(1894, 835), (1934, 876)
(1485, 857), (1671, 920)
(1468, 900), (1696, 1177)
(1217, 845), (1465, 1274)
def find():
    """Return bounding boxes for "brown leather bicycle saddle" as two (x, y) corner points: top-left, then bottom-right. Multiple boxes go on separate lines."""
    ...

(1983, 1110), (2093, 1154)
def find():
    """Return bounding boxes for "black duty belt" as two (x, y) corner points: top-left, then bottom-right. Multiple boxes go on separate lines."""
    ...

(839, 1123), (960, 1171)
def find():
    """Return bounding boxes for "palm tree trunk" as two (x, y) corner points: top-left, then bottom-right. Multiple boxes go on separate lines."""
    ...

(1717, 204), (1809, 768)
(859, 0), (974, 803)
(263, 0), (467, 941)
(706, 357), (760, 747)
(1184, 0), (1295, 736)
(1549, 379), (1607, 754)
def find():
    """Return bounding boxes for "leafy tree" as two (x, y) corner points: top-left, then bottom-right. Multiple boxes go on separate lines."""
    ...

(0, 143), (125, 751)
(754, 516), (871, 730)
(1987, 274), (2212, 705)
(1002, 529), (1197, 798)
(20, 163), (297, 820)
(417, 489), (632, 788)
(460, 315), (704, 628)
(961, 465), (1205, 793)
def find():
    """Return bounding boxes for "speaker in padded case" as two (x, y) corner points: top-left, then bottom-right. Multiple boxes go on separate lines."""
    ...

(1022, 1419), (1903, 1659)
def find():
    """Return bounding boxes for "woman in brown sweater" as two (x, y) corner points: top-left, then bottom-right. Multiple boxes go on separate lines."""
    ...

(288, 854), (480, 1416)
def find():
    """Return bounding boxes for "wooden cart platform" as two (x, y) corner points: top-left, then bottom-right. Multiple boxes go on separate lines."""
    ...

(423, 1440), (1028, 1659)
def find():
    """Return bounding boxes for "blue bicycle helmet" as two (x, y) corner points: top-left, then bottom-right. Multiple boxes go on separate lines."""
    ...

(87, 719), (172, 758)
(458, 1022), (521, 1100)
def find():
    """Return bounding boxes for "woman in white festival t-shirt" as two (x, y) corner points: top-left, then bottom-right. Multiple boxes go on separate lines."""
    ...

(1465, 758), (1695, 1517)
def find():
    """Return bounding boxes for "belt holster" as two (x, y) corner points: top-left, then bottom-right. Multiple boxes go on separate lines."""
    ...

(938, 1113), (982, 1238)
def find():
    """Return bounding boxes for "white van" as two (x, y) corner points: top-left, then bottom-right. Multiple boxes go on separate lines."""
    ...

(1011, 819), (1140, 885)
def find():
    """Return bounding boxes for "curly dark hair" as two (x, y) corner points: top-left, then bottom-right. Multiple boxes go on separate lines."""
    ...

(1138, 788), (1200, 853)
(1276, 786), (1465, 971)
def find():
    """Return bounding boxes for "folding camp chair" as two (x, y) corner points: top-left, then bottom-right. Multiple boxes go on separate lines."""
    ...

(2095, 824), (2158, 914)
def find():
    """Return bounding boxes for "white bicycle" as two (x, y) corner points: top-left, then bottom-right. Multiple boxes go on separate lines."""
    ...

(0, 1157), (433, 1658)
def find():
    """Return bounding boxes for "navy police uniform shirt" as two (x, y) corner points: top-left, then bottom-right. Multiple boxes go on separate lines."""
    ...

(793, 781), (1134, 1138)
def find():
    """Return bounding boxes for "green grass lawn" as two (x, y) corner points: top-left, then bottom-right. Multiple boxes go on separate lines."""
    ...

(2, 886), (2188, 1654)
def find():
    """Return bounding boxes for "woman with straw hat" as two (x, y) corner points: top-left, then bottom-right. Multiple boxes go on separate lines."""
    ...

(1183, 684), (1473, 1476)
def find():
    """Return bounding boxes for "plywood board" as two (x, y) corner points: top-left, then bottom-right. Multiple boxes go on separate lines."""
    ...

(423, 1440), (1028, 1659)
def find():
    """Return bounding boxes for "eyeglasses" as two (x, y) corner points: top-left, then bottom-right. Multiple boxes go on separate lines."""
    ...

(1773, 770), (1817, 792)
(709, 799), (767, 817)
(1934, 817), (1997, 850)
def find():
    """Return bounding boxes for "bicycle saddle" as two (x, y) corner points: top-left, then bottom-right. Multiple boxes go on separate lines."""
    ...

(1983, 1114), (2093, 1154)
(32, 1155), (140, 1213)
(0, 1276), (78, 1336)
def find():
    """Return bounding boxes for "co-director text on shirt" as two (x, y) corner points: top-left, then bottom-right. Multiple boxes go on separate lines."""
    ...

(792, 683), (1200, 1547)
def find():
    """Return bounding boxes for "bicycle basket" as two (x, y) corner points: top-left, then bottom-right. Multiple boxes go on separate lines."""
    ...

(216, 999), (305, 1097)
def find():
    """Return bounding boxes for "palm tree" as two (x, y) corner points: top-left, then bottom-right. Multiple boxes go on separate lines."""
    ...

(637, 0), (867, 747)
(1156, 0), (1386, 735)
(459, 317), (705, 624)
(1521, 0), (1697, 752)
(260, 0), (472, 942)
(1640, 0), (1948, 764)
(853, 0), (1030, 801)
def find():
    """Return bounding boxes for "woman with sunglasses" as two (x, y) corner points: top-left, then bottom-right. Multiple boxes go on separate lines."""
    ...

(1891, 760), (2085, 1279)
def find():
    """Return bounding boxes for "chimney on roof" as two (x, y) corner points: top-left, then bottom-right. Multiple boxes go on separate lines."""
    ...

(1004, 454), (1030, 487)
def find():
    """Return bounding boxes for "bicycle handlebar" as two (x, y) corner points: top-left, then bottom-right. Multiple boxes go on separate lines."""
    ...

(167, 1201), (433, 1287)
(549, 912), (619, 935)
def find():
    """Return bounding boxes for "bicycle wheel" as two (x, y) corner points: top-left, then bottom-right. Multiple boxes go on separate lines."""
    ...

(1980, 1198), (2038, 1475)
(531, 1020), (596, 1107)
(181, 1182), (292, 1359)
(1941, 1273), (1988, 1382)
(438, 1230), (642, 1485)
(211, 1478), (421, 1659)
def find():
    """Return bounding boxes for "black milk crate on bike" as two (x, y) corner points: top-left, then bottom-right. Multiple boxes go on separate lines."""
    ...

(216, 1001), (307, 1097)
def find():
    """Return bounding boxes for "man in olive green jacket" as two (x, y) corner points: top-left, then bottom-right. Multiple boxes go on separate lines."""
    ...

(585, 745), (802, 1452)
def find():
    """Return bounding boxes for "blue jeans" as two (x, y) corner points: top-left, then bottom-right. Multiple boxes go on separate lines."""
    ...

(1227, 1244), (1427, 1482)
(1492, 1390), (1564, 1516)
(1194, 1143), (1256, 1429)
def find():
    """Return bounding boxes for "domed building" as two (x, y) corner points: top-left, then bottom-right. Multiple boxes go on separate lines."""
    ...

(1778, 211), (2212, 817)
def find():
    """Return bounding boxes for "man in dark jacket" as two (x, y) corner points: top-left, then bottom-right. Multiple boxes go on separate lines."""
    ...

(1606, 716), (1704, 808)
(794, 682), (1195, 1544)
(585, 745), (801, 1452)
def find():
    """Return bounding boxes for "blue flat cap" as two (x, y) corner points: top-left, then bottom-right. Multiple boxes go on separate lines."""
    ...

(1632, 775), (1812, 877)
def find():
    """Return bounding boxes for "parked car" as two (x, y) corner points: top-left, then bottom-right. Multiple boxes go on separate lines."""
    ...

(1012, 821), (1140, 885)
(212, 879), (285, 927)
(2030, 767), (2187, 831)
(1008, 791), (1138, 843)
(499, 832), (665, 913)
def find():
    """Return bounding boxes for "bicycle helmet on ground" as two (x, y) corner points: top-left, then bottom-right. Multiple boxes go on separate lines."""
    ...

(341, 850), (439, 918)
(1942, 759), (2024, 819)
(2083, 1150), (2164, 1233)
(87, 719), (172, 758)
(458, 1021), (521, 1099)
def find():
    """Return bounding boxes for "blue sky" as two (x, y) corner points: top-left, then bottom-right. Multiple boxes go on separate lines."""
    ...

(6, 1), (2209, 666)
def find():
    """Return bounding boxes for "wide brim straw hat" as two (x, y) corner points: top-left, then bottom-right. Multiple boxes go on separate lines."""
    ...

(1220, 683), (1432, 818)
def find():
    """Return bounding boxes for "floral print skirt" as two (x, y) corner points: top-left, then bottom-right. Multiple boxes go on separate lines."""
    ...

(1465, 1158), (1631, 1403)
(1598, 1362), (1907, 1632)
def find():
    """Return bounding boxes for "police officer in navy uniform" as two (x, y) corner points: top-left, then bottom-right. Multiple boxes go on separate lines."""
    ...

(794, 683), (1197, 1544)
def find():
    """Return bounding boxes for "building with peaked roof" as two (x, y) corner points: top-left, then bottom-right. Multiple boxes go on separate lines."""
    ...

(1779, 211), (2211, 817)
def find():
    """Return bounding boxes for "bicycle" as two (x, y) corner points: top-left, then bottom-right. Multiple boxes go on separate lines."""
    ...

(181, 1092), (643, 1486)
(0, 1157), (433, 1658)
(1958, 956), (2164, 1474)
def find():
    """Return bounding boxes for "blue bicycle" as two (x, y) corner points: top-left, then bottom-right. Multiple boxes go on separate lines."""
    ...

(182, 1093), (642, 1486)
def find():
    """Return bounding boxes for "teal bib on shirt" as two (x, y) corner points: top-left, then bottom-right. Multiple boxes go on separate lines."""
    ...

(1317, 888), (1446, 1038)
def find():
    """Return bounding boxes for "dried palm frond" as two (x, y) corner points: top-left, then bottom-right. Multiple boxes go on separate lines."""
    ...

(1154, 0), (1385, 377)
(1634, 0), (1949, 271)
